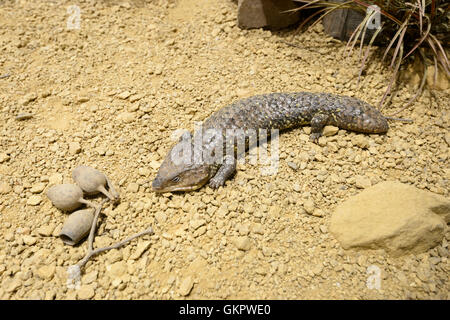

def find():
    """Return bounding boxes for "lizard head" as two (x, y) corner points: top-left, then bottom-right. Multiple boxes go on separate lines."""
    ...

(152, 137), (211, 193)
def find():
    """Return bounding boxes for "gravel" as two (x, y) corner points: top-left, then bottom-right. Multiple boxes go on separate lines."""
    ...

(0, 0), (448, 300)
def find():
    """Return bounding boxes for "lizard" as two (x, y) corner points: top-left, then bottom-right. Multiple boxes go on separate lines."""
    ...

(152, 92), (392, 193)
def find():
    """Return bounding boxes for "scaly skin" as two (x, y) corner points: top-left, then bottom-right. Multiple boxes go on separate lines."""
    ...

(152, 92), (388, 192)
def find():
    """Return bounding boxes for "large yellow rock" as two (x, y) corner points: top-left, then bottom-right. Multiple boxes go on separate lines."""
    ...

(330, 181), (449, 256)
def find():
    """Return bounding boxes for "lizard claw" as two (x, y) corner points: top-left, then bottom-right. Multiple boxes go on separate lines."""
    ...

(209, 178), (224, 189)
(309, 133), (321, 144)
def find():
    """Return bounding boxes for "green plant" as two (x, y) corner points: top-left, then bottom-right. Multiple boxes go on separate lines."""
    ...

(290, 0), (449, 113)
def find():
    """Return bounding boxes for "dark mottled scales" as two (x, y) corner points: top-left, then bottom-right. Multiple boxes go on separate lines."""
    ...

(203, 92), (388, 135)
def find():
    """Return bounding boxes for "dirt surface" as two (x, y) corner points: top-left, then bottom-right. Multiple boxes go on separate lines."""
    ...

(0, 0), (449, 300)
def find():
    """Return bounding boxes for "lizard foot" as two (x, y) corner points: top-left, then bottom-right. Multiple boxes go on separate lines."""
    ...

(209, 178), (225, 189)
(309, 133), (321, 144)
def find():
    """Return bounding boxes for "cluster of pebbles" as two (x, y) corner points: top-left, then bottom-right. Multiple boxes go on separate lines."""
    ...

(0, 0), (448, 299)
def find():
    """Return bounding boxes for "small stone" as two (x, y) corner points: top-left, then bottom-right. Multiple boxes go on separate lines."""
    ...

(311, 263), (324, 275)
(129, 93), (144, 102)
(117, 91), (131, 99)
(234, 236), (252, 251)
(44, 290), (56, 300)
(444, 133), (450, 147)
(37, 224), (55, 236)
(154, 211), (167, 224)
(190, 219), (206, 230)
(352, 136), (370, 149)
(130, 241), (151, 260)
(237, 223), (250, 236)
(212, 27), (221, 37)
(68, 142), (81, 155)
(0, 181), (12, 194)
(48, 173), (63, 185)
(36, 265), (55, 280)
(217, 205), (229, 216)
(120, 2), (131, 9)
(322, 126), (339, 137)
(15, 113), (33, 120)
(117, 111), (135, 123)
(138, 168), (151, 176)
(77, 96), (90, 103)
(105, 250), (123, 264)
(255, 267), (267, 275)
(126, 182), (139, 193)
(27, 195), (42, 206)
(149, 160), (161, 170)
(30, 182), (46, 194)
(96, 147), (106, 156)
(4, 279), (21, 293)
(82, 271), (98, 285)
(303, 199), (315, 214)
(17, 226), (31, 234)
(13, 185), (24, 194)
(178, 276), (194, 296)
(287, 161), (298, 170)
(20, 92), (37, 105)
(106, 261), (128, 278)
(312, 208), (324, 217)
(355, 175), (372, 189)
(77, 285), (95, 299)
(22, 235), (37, 245)
(5, 232), (14, 242)
(252, 223), (264, 235)
(0, 153), (10, 163)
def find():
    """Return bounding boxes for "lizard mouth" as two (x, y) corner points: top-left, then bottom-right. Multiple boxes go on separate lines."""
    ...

(152, 183), (204, 193)
(151, 175), (210, 193)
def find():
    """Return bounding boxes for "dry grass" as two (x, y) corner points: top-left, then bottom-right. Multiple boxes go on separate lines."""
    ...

(290, 0), (449, 112)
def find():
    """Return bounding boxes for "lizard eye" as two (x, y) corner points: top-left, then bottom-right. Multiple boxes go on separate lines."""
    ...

(171, 176), (180, 183)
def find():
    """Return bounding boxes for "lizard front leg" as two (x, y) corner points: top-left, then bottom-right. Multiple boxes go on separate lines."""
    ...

(309, 112), (330, 143)
(209, 155), (236, 189)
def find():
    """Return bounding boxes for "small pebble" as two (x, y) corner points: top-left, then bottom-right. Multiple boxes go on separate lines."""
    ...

(27, 195), (42, 206)
(178, 276), (194, 296)
(68, 142), (81, 155)
(22, 235), (37, 245)
(0, 182), (12, 194)
(77, 285), (95, 299)
(234, 236), (251, 251)
(15, 113), (33, 120)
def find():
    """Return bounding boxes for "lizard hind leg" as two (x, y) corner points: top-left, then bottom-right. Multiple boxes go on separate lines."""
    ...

(309, 112), (330, 143)
(209, 155), (237, 189)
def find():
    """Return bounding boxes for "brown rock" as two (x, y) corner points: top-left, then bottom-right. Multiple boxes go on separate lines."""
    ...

(330, 181), (450, 256)
(322, 126), (339, 137)
(0, 181), (12, 194)
(36, 265), (56, 280)
(237, 0), (300, 30)
(68, 142), (81, 155)
(0, 153), (10, 163)
(77, 285), (95, 299)
(234, 236), (252, 251)
(178, 276), (194, 296)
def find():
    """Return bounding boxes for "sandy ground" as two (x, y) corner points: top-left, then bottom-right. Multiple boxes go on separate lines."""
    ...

(0, 0), (448, 299)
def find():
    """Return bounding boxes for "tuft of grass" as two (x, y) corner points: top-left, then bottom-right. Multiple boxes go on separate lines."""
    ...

(290, 0), (450, 113)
